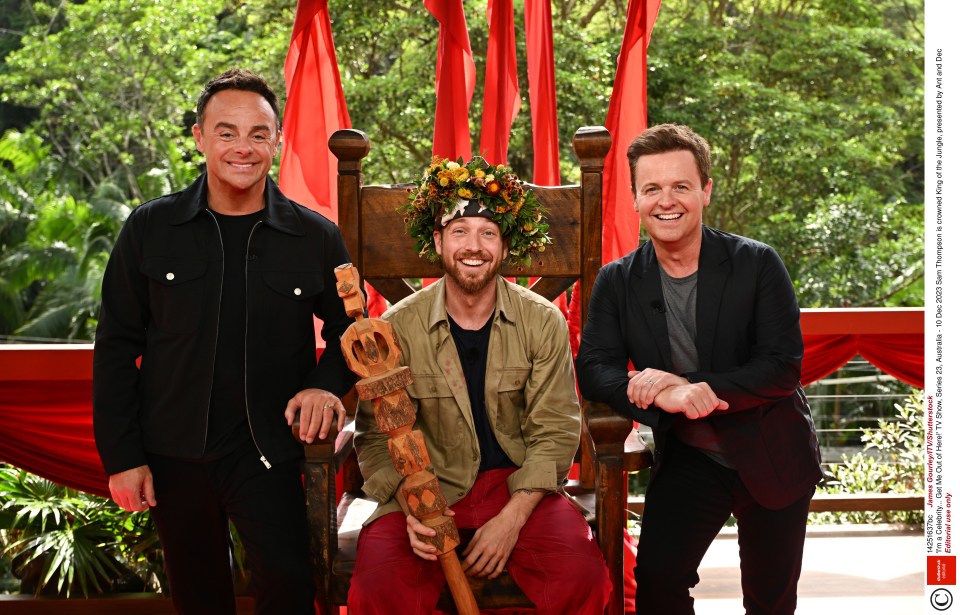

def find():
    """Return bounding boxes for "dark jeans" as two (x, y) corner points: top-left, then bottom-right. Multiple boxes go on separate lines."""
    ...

(636, 438), (812, 615)
(148, 439), (314, 615)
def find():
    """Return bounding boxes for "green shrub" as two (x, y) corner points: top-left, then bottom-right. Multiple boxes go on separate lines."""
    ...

(0, 466), (162, 596)
(810, 389), (923, 526)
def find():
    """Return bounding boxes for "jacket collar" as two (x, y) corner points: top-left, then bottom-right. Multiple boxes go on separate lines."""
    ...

(169, 173), (306, 236)
(693, 226), (731, 370)
(627, 226), (731, 371)
(628, 242), (672, 369)
(426, 275), (516, 331)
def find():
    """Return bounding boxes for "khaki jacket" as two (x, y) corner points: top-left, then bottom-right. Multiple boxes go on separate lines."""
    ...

(355, 276), (581, 523)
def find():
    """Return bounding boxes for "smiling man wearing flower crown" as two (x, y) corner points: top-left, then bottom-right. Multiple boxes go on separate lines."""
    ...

(347, 157), (611, 614)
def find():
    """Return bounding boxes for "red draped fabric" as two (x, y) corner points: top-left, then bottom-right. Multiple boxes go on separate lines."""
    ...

(0, 310), (919, 498)
(601, 0), (662, 264)
(798, 308), (924, 388)
(520, 0), (567, 319)
(524, 0), (560, 186)
(859, 334), (924, 389)
(279, 0), (351, 222)
(479, 0), (520, 165)
(0, 381), (108, 497)
(0, 347), (109, 497)
(604, 7), (658, 574)
(568, 277), (583, 356)
(800, 334), (923, 388)
(365, 282), (388, 318)
(565, 0), (660, 356)
(425, 0), (475, 161)
(280, 0), (354, 340)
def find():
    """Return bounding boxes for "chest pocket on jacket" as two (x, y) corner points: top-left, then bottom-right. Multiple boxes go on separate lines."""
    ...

(141, 257), (206, 334)
(495, 367), (530, 434)
(261, 271), (324, 301)
(408, 374), (463, 447)
(259, 271), (324, 346)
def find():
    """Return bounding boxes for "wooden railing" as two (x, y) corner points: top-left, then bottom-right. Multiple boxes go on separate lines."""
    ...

(0, 595), (253, 614)
(627, 492), (924, 515)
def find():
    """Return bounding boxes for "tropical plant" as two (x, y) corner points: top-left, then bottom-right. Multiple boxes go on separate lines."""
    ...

(0, 0), (925, 347)
(0, 130), (129, 340)
(645, 0), (924, 308)
(810, 389), (924, 526)
(0, 0), (239, 202)
(0, 465), (162, 596)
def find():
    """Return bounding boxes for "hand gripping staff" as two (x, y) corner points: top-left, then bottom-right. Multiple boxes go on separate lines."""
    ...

(335, 264), (479, 615)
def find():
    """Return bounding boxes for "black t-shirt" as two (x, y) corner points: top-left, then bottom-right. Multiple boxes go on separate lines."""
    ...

(448, 313), (515, 471)
(203, 209), (264, 459)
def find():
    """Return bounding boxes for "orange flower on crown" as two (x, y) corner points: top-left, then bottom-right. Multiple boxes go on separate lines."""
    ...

(400, 156), (551, 266)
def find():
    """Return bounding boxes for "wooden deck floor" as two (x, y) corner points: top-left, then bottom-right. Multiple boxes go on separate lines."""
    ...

(0, 525), (924, 614)
(693, 525), (924, 614)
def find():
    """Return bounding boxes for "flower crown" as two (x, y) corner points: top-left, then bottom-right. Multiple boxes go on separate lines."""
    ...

(400, 156), (551, 266)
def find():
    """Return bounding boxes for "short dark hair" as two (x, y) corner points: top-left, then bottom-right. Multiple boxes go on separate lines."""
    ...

(626, 123), (711, 193)
(196, 68), (280, 130)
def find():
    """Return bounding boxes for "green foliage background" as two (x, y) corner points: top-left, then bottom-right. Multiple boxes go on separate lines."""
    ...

(0, 0), (924, 337)
(811, 389), (924, 526)
(0, 0), (927, 595)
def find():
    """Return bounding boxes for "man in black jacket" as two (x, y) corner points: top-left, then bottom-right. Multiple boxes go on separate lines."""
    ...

(576, 124), (822, 614)
(93, 68), (356, 614)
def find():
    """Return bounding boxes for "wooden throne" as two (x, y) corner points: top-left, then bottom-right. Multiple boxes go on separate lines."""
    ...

(296, 126), (652, 614)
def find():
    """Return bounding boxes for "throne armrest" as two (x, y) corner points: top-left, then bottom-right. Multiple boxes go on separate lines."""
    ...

(582, 400), (653, 615)
(295, 423), (356, 471)
(583, 400), (633, 457)
(292, 387), (362, 608)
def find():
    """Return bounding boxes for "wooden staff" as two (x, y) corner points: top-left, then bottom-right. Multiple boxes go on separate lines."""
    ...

(335, 264), (479, 615)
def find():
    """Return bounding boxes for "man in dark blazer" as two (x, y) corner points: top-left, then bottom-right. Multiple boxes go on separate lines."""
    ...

(576, 123), (822, 615)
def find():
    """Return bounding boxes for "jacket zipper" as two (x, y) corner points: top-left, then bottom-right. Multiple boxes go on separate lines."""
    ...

(245, 220), (271, 469)
(203, 210), (224, 454)
(205, 211), (271, 469)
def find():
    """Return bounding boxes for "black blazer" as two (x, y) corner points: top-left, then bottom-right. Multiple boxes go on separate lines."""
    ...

(576, 226), (822, 509)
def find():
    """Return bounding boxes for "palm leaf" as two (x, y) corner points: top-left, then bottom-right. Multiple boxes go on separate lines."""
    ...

(0, 278), (25, 334)
(13, 305), (74, 340)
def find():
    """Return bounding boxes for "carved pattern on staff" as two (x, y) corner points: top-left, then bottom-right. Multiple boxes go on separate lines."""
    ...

(335, 264), (479, 615)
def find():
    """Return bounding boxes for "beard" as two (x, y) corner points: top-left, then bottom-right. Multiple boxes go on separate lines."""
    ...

(440, 248), (503, 295)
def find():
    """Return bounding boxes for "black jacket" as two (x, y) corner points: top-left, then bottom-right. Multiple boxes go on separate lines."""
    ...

(576, 226), (822, 509)
(93, 174), (356, 475)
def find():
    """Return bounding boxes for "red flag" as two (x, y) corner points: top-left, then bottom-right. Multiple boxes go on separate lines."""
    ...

(602, 0), (661, 263)
(479, 0), (519, 165)
(426, 0), (476, 161)
(279, 0), (350, 222)
(567, 278), (582, 355)
(365, 283), (388, 318)
(523, 0), (565, 318)
(280, 0), (353, 342)
(524, 0), (560, 186)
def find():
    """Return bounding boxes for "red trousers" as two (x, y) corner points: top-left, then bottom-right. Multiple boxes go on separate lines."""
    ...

(348, 468), (611, 614)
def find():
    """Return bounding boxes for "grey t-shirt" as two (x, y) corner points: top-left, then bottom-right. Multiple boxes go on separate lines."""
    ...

(660, 266), (732, 467)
